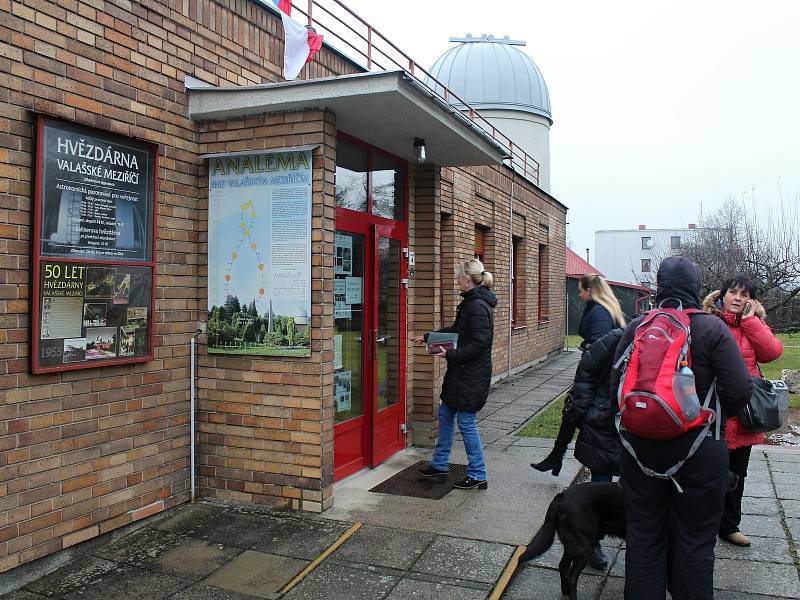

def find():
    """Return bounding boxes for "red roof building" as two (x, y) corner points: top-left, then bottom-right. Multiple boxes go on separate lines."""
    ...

(566, 247), (603, 278)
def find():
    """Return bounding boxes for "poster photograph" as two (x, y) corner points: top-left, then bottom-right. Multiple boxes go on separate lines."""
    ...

(85, 327), (117, 360)
(207, 149), (313, 357)
(32, 117), (156, 373)
(114, 273), (130, 304)
(83, 303), (107, 327)
(127, 307), (147, 328)
(85, 267), (115, 298)
(63, 338), (87, 363)
(119, 327), (136, 357)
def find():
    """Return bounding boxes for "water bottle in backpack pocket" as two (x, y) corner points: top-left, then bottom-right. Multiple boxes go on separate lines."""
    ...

(673, 361), (700, 421)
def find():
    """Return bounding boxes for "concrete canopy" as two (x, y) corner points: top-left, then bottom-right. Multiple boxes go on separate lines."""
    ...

(186, 71), (508, 167)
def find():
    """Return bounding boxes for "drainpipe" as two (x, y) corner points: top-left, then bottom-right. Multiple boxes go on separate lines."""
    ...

(507, 159), (515, 379)
(190, 328), (203, 502)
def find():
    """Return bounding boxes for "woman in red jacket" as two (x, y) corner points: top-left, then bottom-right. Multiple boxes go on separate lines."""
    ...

(704, 276), (784, 547)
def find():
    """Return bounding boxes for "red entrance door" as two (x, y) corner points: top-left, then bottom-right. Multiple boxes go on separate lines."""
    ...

(333, 217), (406, 480)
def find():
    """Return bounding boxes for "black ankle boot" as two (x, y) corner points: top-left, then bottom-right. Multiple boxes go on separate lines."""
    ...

(531, 451), (563, 476)
(589, 544), (608, 571)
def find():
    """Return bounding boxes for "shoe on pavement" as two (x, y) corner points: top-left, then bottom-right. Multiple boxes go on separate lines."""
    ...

(418, 464), (448, 478)
(452, 476), (488, 490)
(722, 531), (751, 547)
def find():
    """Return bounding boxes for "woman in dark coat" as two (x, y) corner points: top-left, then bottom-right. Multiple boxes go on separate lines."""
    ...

(413, 258), (497, 490)
(571, 327), (624, 479)
(532, 274), (626, 476)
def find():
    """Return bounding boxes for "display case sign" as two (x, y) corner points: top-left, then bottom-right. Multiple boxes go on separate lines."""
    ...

(31, 116), (157, 373)
(207, 148), (312, 357)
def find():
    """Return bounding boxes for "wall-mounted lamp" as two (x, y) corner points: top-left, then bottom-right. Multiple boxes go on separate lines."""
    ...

(414, 138), (426, 165)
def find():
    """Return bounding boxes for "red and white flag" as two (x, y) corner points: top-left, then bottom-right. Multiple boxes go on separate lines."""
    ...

(270, 0), (323, 80)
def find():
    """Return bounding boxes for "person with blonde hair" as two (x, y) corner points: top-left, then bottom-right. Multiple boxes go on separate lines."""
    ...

(412, 258), (497, 490)
(531, 273), (627, 570)
(576, 274), (627, 347)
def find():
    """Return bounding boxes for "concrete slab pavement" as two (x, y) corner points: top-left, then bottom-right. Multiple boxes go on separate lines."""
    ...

(4, 351), (799, 599)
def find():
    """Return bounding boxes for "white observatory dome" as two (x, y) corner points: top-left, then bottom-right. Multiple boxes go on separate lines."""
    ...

(426, 34), (553, 191)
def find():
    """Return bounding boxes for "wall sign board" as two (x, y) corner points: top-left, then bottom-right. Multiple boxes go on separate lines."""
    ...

(207, 148), (312, 357)
(31, 116), (157, 373)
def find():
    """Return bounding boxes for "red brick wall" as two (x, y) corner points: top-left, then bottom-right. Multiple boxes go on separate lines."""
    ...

(0, 0), (566, 574)
(195, 110), (337, 512)
(407, 164), (566, 446)
(0, 0), (354, 573)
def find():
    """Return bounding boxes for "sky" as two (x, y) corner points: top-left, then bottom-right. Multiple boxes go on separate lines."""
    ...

(316, 0), (800, 258)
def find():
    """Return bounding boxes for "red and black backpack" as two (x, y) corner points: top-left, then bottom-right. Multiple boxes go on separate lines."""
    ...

(614, 300), (720, 490)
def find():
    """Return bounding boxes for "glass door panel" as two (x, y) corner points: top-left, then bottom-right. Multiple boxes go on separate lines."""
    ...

(334, 231), (365, 424)
(376, 237), (401, 411)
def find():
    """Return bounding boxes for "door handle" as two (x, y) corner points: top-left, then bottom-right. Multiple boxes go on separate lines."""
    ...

(366, 330), (371, 361)
(376, 335), (391, 344)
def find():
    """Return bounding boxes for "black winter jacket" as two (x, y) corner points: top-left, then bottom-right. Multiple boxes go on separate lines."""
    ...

(573, 328), (624, 475)
(432, 285), (497, 412)
(578, 301), (615, 347)
(610, 257), (752, 463)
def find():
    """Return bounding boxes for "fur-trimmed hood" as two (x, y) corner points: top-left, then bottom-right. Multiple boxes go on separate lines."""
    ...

(702, 290), (767, 320)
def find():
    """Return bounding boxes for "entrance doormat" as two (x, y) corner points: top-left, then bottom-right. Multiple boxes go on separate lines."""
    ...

(369, 460), (468, 500)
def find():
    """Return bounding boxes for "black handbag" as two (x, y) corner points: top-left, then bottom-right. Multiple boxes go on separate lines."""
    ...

(739, 375), (783, 433)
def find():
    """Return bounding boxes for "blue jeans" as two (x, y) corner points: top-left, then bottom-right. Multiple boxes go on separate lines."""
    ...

(431, 402), (487, 481)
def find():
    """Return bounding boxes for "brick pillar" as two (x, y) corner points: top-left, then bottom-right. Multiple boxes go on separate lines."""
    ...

(408, 165), (442, 448)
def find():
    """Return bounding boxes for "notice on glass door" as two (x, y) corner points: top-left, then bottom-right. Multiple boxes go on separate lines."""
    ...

(335, 370), (352, 412)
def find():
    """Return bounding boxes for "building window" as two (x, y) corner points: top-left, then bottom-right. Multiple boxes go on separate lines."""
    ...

(335, 135), (406, 221)
(335, 139), (367, 213)
(371, 154), (405, 221)
(475, 225), (487, 261)
(641, 258), (652, 272)
(538, 244), (549, 323)
(671, 235), (681, 249)
(512, 236), (524, 325)
(641, 236), (652, 250)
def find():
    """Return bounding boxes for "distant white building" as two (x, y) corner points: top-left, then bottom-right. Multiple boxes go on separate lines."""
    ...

(594, 224), (698, 286)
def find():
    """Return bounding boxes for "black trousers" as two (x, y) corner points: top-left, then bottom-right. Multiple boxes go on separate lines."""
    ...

(621, 436), (728, 600)
(719, 445), (752, 536)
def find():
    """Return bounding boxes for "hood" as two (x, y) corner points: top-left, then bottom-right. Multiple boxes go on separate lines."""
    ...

(703, 290), (767, 320)
(655, 256), (701, 310)
(463, 285), (498, 308)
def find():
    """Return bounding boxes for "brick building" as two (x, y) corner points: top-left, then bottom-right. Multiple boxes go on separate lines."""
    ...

(0, 0), (566, 573)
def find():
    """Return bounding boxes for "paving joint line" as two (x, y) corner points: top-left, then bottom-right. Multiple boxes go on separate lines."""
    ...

(763, 451), (800, 575)
(278, 521), (362, 596)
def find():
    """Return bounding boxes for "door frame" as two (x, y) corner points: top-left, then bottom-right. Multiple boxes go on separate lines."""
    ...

(333, 216), (407, 481)
(333, 133), (409, 481)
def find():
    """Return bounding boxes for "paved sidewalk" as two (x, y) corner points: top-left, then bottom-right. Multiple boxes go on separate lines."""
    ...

(4, 351), (798, 599)
(509, 446), (800, 600)
(478, 350), (579, 450)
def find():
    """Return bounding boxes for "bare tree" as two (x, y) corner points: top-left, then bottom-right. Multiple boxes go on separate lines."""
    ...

(676, 197), (800, 330)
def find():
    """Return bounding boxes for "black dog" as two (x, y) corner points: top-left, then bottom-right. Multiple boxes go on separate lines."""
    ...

(519, 474), (741, 599)
(519, 482), (624, 600)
